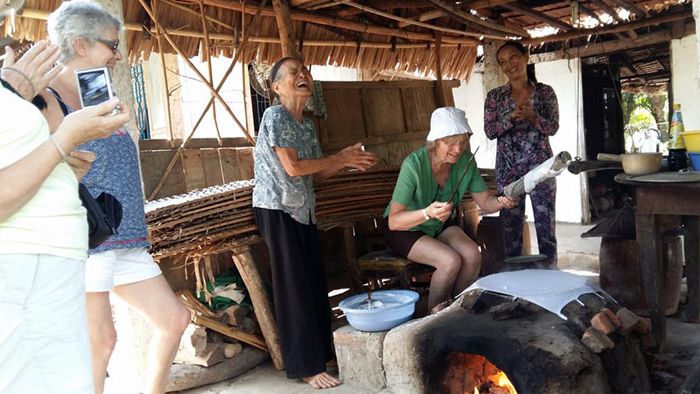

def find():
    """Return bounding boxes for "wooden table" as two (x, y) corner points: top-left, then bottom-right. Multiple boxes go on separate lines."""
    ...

(616, 173), (700, 350)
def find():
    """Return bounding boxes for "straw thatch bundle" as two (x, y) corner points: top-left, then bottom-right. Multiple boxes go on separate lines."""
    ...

(12, 0), (478, 80)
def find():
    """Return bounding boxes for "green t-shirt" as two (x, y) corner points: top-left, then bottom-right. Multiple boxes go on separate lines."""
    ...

(384, 147), (487, 237)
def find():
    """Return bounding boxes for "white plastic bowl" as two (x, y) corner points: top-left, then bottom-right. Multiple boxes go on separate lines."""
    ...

(338, 290), (419, 332)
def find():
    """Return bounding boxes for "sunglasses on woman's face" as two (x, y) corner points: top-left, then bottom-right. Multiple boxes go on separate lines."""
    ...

(95, 37), (119, 54)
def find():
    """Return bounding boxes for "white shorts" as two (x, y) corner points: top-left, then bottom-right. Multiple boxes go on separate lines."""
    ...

(85, 248), (162, 292)
(0, 254), (93, 394)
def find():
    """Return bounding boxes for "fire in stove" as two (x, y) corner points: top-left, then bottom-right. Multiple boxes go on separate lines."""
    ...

(442, 353), (517, 394)
(473, 370), (516, 394)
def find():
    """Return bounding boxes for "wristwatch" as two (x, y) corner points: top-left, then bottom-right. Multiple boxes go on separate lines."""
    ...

(422, 208), (430, 221)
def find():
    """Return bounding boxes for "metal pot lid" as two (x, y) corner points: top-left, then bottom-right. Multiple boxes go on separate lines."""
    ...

(459, 269), (602, 320)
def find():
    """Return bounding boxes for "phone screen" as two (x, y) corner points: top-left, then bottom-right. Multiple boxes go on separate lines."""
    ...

(77, 68), (112, 107)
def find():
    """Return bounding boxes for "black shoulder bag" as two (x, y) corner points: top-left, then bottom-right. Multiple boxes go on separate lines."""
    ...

(46, 87), (124, 249)
(79, 184), (123, 249)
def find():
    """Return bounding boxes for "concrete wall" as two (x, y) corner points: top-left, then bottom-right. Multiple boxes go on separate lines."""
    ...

(671, 33), (700, 131)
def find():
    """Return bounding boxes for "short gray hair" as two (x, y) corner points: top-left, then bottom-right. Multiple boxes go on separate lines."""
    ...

(47, 0), (122, 63)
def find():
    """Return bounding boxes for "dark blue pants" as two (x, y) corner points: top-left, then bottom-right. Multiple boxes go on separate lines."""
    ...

(499, 178), (557, 267)
(253, 208), (333, 379)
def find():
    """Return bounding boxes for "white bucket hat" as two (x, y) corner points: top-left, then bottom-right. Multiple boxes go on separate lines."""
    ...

(426, 107), (473, 142)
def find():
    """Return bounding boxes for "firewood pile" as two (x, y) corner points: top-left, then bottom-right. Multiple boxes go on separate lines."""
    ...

(145, 167), (496, 260)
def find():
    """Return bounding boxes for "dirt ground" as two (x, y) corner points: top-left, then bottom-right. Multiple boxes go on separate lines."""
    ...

(108, 222), (700, 393)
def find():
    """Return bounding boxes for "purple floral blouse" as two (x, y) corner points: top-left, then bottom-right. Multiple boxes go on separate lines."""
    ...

(484, 82), (559, 187)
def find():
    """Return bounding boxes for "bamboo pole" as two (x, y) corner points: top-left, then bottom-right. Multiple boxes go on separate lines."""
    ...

(18, 9), (474, 47)
(529, 29), (672, 63)
(424, 0), (528, 36)
(192, 0), (480, 44)
(525, 9), (691, 45)
(154, 0), (176, 147)
(146, 0), (268, 200)
(162, 0), (235, 30)
(271, 0), (301, 57)
(340, 0), (506, 40)
(501, 2), (573, 31)
(589, 0), (624, 22)
(433, 33), (446, 107)
(198, 1), (223, 146)
(137, 0), (254, 144)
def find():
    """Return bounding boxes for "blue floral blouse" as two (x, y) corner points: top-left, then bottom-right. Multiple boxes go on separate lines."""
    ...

(484, 82), (559, 188)
(252, 105), (323, 225)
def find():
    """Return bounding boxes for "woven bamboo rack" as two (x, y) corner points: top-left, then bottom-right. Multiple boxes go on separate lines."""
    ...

(146, 167), (495, 260)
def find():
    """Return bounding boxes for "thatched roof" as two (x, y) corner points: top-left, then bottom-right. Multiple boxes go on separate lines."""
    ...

(5, 0), (695, 82)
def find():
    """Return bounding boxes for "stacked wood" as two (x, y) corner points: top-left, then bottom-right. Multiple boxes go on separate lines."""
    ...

(146, 167), (497, 259)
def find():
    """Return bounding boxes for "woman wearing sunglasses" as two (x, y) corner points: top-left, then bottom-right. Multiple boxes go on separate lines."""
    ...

(40, 2), (190, 393)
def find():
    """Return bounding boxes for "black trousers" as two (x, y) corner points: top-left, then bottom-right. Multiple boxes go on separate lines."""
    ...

(253, 207), (333, 379)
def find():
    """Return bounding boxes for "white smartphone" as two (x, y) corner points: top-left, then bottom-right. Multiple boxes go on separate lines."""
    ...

(75, 66), (116, 109)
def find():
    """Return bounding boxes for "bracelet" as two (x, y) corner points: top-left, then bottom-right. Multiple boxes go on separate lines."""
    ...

(48, 135), (67, 162)
(422, 208), (430, 221)
(2, 67), (36, 98)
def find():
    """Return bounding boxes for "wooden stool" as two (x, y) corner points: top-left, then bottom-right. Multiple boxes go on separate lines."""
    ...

(356, 249), (434, 290)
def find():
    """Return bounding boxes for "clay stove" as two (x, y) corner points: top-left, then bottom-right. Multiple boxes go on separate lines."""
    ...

(335, 273), (650, 394)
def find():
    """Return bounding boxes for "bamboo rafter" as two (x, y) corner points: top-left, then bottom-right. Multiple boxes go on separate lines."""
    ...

(340, 0), (501, 41)
(424, 0), (528, 36)
(501, 2), (573, 31)
(191, 0), (479, 44)
(525, 9), (691, 45)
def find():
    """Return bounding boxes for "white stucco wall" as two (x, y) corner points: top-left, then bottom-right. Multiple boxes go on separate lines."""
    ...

(671, 34), (700, 131)
(453, 72), (497, 168)
(536, 59), (585, 224)
(453, 60), (586, 224)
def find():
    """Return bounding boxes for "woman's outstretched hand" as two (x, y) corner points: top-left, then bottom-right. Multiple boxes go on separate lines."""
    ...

(1, 41), (62, 100)
(497, 194), (518, 209)
(337, 142), (378, 171)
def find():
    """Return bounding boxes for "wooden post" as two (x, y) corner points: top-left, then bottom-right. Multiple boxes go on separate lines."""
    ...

(198, 1), (224, 146)
(271, 0), (301, 57)
(433, 33), (446, 107)
(232, 250), (284, 370)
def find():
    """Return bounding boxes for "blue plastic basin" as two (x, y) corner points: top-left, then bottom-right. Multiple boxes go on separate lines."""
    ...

(338, 290), (419, 332)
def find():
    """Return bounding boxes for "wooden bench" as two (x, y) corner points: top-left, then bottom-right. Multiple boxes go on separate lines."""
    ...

(356, 249), (434, 290)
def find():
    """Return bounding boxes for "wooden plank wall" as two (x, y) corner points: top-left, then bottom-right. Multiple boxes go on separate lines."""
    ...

(140, 80), (457, 198)
(316, 80), (458, 165)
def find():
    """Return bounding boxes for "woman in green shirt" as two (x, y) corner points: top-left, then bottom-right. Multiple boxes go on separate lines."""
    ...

(384, 107), (517, 311)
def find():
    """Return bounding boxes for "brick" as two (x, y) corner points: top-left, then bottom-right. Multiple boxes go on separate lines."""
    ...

(581, 327), (615, 353)
(616, 308), (642, 335)
(601, 308), (621, 329)
(591, 312), (616, 335)
(635, 317), (651, 334)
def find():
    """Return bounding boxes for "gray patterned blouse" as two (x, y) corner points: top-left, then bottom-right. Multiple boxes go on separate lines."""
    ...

(252, 105), (323, 225)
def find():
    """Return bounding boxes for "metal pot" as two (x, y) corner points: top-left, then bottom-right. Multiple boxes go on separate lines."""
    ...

(597, 153), (662, 175)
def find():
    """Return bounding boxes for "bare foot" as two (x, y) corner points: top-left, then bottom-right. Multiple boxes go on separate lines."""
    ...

(430, 300), (452, 314)
(302, 372), (342, 389)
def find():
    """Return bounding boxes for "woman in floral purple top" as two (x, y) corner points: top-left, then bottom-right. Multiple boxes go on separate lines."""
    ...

(484, 41), (559, 267)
